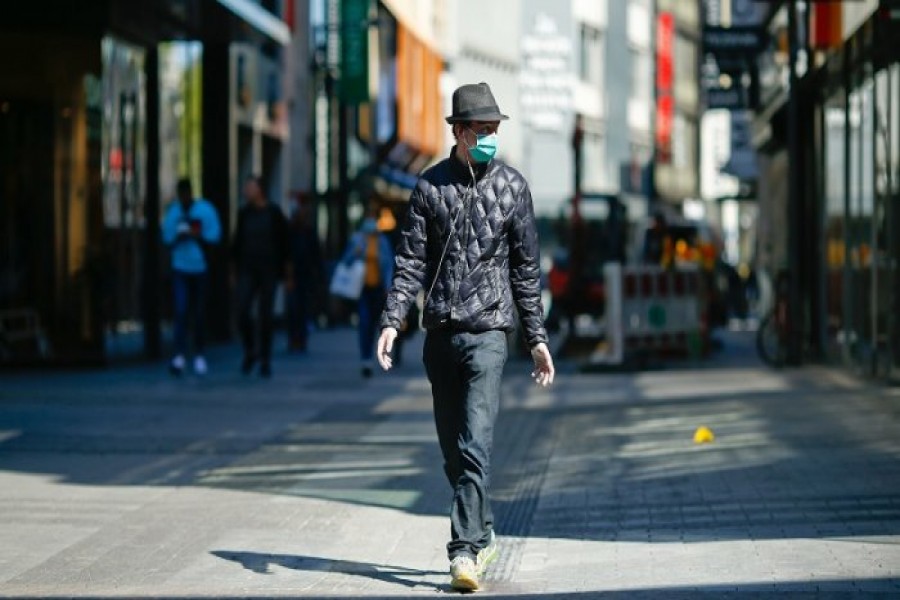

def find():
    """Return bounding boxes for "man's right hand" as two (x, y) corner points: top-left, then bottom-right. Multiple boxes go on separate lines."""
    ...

(376, 327), (398, 371)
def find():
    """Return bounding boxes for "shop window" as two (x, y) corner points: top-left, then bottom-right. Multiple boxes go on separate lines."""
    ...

(101, 36), (147, 337)
(631, 48), (652, 103)
(102, 37), (146, 230)
(581, 129), (607, 192)
(822, 95), (845, 358)
(843, 76), (878, 363)
(159, 41), (203, 202)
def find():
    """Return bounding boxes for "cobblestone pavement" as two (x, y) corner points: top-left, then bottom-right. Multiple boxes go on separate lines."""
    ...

(1, 328), (899, 598)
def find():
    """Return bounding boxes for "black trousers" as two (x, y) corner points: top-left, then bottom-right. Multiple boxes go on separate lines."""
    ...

(237, 266), (278, 363)
(423, 329), (508, 561)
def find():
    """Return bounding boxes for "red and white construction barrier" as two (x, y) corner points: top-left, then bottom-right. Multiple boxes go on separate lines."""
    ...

(592, 263), (705, 365)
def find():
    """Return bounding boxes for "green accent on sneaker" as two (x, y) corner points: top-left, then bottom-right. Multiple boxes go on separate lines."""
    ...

(476, 530), (499, 576)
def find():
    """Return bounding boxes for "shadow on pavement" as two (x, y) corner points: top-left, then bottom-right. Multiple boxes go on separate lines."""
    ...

(211, 550), (446, 591)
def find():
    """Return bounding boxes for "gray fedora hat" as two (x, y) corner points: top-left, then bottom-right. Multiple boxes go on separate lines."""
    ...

(446, 82), (509, 124)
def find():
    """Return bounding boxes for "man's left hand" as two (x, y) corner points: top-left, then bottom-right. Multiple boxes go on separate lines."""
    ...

(530, 342), (555, 387)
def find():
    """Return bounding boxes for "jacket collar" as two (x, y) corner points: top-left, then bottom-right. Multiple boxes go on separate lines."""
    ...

(448, 147), (491, 183)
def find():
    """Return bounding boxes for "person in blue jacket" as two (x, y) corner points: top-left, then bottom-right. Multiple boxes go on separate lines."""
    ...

(162, 178), (222, 375)
(341, 206), (394, 378)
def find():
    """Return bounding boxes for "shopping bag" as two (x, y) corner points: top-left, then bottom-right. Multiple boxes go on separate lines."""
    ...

(329, 260), (365, 300)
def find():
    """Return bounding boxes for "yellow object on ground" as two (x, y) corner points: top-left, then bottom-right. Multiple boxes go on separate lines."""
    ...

(693, 426), (715, 444)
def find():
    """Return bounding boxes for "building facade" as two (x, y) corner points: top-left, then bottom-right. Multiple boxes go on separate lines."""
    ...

(444, 0), (524, 169)
(305, 0), (443, 266)
(515, 0), (656, 219)
(654, 0), (701, 208)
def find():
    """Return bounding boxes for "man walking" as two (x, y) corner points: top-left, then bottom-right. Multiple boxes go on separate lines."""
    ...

(231, 176), (290, 378)
(376, 82), (555, 591)
(162, 178), (221, 376)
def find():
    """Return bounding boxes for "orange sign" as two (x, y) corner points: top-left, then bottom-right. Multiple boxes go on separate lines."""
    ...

(396, 24), (442, 159)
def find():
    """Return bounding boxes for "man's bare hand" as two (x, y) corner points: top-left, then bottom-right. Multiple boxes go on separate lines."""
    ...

(377, 327), (398, 371)
(530, 342), (555, 387)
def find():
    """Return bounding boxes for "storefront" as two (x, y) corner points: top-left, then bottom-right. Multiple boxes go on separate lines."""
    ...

(346, 2), (442, 236)
(753, 2), (899, 380)
(0, 14), (122, 364)
(816, 10), (899, 379)
(0, 0), (290, 365)
(360, 9), (441, 202)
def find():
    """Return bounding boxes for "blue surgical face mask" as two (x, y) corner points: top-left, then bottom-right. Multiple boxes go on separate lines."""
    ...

(467, 129), (498, 163)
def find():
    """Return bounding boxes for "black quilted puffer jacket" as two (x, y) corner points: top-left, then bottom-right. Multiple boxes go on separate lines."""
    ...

(380, 151), (548, 348)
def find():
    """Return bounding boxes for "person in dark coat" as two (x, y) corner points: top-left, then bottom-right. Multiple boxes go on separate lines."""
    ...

(375, 82), (555, 591)
(231, 176), (290, 378)
(286, 194), (323, 353)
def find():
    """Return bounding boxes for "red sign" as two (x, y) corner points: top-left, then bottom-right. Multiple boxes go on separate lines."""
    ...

(656, 12), (673, 90)
(811, 2), (841, 49)
(656, 12), (674, 162)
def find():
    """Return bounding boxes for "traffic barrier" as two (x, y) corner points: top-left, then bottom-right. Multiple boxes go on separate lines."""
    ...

(590, 263), (704, 366)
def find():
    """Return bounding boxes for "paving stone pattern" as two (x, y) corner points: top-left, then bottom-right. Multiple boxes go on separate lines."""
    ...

(1, 328), (899, 597)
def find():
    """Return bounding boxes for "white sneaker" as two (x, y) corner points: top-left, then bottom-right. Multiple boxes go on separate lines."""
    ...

(193, 355), (208, 376)
(449, 556), (479, 591)
(169, 354), (186, 375)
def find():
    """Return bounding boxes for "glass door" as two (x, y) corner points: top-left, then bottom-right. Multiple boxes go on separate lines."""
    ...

(882, 63), (900, 378)
(101, 37), (146, 350)
(845, 71), (876, 371)
(867, 63), (898, 379)
(822, 91), (846, 362)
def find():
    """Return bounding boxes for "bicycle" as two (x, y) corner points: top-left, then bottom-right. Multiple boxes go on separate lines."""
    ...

(755, 269), (799, 367)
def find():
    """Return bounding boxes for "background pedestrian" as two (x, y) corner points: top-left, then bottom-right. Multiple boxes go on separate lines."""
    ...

(341, 204), (394, 378)
(286, 193), (323, 354)
(231, 175), (290, 378)
(161, 178), (221, 376)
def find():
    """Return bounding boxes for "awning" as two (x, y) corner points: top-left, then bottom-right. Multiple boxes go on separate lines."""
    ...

(217, 0), (291, 45)
(362, 14), (442, 201)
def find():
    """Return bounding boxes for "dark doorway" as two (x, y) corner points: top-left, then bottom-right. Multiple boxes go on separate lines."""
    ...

(0, 99), (55, 359)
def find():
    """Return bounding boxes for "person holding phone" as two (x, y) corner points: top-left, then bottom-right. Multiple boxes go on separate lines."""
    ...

(162, 178), (222, 376)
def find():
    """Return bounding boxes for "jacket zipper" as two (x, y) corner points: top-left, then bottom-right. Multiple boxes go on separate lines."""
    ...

(450, 181), (478, 320)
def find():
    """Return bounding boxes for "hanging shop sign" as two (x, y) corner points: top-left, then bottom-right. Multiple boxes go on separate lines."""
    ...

(340, 0), (369, 105)
(702, 0), (766, 55)
(703, 26), (765, 52)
